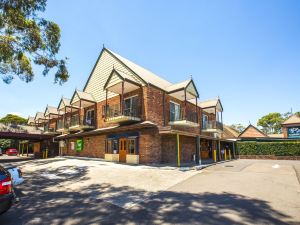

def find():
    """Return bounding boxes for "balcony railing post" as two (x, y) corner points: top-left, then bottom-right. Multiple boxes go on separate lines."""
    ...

(121, 81), (124, 115)
(79, 100), (81, 125)
(105, 89), (108, 119)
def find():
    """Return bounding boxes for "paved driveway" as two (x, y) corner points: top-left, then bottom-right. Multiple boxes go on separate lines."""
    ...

(1, 158), (300, 225)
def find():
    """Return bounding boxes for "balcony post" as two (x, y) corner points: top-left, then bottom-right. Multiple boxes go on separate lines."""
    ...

(196, 98), (198, 123)
(94, 102), (97, 127)
(63, 107), (66, 129)
(184, 88), (187, 120)
(70, 105), (73, 127)
(105, 89), (108, 119)
(79, 100), (81, 125)
(121, 81), (124, 115)
(163, 92), (166, 126)
(48, 115), (50, 132)
(221, 111), (223, 130)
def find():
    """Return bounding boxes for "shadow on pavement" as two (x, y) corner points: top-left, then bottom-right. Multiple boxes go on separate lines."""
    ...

(0, 163), (297, 225)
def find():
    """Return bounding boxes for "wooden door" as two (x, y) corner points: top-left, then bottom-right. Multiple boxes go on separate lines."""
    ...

(119, 138), (127, 163)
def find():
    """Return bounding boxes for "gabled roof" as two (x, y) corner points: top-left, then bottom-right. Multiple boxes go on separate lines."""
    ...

(282, 114), (300, 125)
(223, 125), (240, 138)
(199, 98), (220, 109)
(238, 125), (268, 138)
(103, 69), (141, 90)
(34, 112), (46, 122)
(44, 105), (59, 117)
(70, 89), (96, 105)
(165, 79), (199, 97)
(58, 97), (71, 110)
(106, 48), (172, 89)
(27, 116), (35, 125)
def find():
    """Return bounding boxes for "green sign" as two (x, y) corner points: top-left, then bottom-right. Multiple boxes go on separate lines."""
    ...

(76, 139), (83, 151)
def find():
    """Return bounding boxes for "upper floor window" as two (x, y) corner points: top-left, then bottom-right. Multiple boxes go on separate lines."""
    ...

(170, 102), (181, 121)
(124, 95), (139, 117)
(85, 109), (95, 126)
(202, 114), (208, 128)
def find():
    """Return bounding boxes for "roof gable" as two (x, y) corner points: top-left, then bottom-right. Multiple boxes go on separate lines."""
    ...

(282, 114), (300, 125)
(105, 48), (171, 89)
(239, 125), (268, 138)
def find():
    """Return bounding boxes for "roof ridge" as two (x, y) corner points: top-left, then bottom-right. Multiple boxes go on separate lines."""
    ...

(105, 48), (173, 89)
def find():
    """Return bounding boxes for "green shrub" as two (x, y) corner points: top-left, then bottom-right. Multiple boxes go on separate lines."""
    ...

(237, 141), (300, 156)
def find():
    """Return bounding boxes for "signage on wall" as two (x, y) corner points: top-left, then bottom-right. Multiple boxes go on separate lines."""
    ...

(76, 139), (83, 151)
(287, 127), (300, 139)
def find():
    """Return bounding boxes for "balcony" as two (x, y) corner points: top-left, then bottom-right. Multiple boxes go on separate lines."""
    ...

(202, 120), (223, 133)
(56, 119), (67, 133)
(68, 115), (96, 131)
(169, 112), (199, 127)
(68, 116), (81, 131)
(106, 106), (141, 124)
(44, 126), (58, 135)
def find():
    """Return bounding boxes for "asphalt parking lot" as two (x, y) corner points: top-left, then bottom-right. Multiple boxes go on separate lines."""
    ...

(1, 158), (300, 225)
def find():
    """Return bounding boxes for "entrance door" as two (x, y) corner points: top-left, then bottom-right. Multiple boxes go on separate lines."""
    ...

(119, 138), (127, 163)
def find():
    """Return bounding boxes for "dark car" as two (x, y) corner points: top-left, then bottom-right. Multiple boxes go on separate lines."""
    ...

(6, 148), (18, 156)
(0, 166), (14, 214)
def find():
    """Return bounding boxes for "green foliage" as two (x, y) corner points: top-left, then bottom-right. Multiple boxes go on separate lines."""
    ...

(0, 139), (11, 149)
(0, 113), (27, 124)
(295, 112), (300, 117)
(0, 0), (69, 84)
(237, 141), (300, 156)
(257, 112), (283, 134)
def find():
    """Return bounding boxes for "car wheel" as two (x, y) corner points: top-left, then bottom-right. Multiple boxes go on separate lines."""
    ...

(0, 199), (13, 215)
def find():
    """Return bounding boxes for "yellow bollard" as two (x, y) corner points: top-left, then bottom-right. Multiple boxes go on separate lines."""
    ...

(229, 150), (231, 160)
(224, 150), (227, 161)
(213, 150), (217, 162)
(45, 150), (48, 159)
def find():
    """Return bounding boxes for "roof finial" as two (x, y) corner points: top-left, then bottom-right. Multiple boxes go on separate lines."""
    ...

(103, 43), (105, 49)
(190, 75), (193, 80)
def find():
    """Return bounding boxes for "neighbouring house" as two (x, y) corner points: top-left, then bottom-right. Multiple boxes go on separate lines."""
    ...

(238, 114), (300, 141)
(282, 114), (300, 139)
(28, 47), (236, 165)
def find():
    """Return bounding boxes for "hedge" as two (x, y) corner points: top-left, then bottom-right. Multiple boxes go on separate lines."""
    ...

(237, 141), (300, 156)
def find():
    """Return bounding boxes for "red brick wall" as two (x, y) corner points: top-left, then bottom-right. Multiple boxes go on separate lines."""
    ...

(64, 135), (105, 158)
(282, 126), (288, 138)
(161, 134), (196, 164)
(139, 128), (161, 164)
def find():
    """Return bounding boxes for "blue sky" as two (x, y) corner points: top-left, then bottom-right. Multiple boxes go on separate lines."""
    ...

(0, 0), (299, 125)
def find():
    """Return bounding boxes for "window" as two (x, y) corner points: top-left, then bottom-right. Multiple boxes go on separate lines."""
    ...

(128, 139), (136, 154)
(85, 109), (95, 126)
(170, 102), (181, 121)
(124, 96), (139, 117)
(202, 115), (208, 129)
(105, 139), (118, 154)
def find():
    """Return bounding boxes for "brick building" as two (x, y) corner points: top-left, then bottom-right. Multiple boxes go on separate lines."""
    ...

(30, 47), (235, 165)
